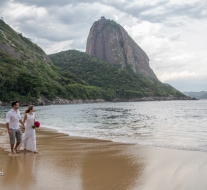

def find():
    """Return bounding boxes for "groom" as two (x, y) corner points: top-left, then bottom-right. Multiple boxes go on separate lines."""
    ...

(6, 101), (25, 154)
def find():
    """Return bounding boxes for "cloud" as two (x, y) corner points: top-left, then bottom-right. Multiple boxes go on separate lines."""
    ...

(9, 0), (97, 7)
(10, 0), (207, 26)
(2, 2), (120, 43)
(104, 0), (207, 26)
(159, 71), (199, 81)
(0, 0), (7, 7)
(166, 75), (207, 91)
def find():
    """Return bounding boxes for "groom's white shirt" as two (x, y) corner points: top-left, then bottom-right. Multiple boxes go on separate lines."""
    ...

(6, 109), (22, 129)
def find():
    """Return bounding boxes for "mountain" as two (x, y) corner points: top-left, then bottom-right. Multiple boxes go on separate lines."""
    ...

(49, 50), (186, 100)
(0, 19), (190, 104)
(0, 19), (103, 104)
(183, 91), (207, 99)
(199, 94), (207, 99)
(86, 17), (157, 79)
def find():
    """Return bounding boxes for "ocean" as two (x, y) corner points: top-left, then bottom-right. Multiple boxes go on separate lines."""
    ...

(1, 100), (207, 152)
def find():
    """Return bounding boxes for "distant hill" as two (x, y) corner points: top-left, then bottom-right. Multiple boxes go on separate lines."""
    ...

(49, 50), (186, 100)
(183, 91), (207, 99)
(0, 19), (103, 103)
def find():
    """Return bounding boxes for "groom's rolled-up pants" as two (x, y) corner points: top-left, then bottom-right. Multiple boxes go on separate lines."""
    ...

(9, 128), (22, 144)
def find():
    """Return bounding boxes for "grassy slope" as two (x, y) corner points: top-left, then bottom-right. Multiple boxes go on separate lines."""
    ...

(0, 20), (103, 102)
(49, 50), (185, 100)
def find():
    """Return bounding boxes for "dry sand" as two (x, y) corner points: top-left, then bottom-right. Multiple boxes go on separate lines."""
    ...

(1, 123), (207, 190)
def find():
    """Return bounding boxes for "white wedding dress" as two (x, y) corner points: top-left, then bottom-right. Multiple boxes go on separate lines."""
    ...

(18, 113), (37, 152)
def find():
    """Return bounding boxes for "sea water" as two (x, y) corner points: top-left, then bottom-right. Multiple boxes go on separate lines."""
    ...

(0, 100), (207, 152)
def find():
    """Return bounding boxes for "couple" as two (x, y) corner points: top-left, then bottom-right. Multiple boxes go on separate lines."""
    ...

(6, 101), (38, 154)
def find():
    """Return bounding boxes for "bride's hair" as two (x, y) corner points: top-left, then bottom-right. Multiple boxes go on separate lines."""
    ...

(24, 105), (34, 114)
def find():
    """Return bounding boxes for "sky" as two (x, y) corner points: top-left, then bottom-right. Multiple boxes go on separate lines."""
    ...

(0, 0), (206, 92)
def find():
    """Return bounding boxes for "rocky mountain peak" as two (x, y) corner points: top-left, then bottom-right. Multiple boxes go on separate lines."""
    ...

(86, 18), (158, 80)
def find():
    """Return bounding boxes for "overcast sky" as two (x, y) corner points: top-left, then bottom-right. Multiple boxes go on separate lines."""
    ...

(0, 0), (206, 92)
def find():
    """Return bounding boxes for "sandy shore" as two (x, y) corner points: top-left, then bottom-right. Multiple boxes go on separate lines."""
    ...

(1, 123), (207, 190)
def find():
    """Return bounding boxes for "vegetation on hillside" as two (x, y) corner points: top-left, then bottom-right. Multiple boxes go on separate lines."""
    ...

(0, 50), (103, 102)
(0, 20), (103, 103)
(49, 50), (185, 100)
(0, 19), (185, 103)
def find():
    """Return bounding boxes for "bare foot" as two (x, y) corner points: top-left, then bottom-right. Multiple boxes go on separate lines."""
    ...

(34, 151), (38, 154)
(15, 149), (20, 154)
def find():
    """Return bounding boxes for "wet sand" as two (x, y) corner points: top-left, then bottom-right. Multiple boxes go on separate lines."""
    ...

(1, 123), (207, 190)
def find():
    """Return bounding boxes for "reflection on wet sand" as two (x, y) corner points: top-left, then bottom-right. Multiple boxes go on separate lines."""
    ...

(2, 124), (207, 190)
(0, 125), (144, 190)
(33, 128), (144, 189)
(81, 144), (143, 190)
(1, 153), (36, 189)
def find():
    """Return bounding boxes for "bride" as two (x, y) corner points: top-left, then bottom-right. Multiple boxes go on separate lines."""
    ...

(18, 105), (38, 154)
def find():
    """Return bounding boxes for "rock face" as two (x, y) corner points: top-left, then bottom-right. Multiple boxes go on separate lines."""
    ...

(86, 17), (158, 80)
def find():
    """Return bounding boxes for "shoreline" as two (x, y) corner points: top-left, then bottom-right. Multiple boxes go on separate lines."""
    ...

(0, 96), (197, 106)
(0, 98), (106, 106)
(0, 122), (205, 154)
(1, 123), (207, 189)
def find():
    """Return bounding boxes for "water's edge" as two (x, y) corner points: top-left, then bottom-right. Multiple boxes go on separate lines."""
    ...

(0, 96), (196, 106)
(1, 122), (205, 154)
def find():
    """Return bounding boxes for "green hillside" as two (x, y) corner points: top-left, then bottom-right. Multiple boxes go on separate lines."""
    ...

(0, 20), (103, 103)
(49, 50), (185, 100)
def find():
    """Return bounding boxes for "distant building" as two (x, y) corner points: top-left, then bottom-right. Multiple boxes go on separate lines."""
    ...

(101, 16), (106, 20)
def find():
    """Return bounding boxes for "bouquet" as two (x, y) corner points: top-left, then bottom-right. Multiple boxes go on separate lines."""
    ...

(32, 121), (40, 129)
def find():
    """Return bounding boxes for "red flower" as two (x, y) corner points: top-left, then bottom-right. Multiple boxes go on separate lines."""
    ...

(34, 121), (40, 128)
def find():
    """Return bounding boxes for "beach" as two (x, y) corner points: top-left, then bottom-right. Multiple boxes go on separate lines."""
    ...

(1, 123), (207, 190)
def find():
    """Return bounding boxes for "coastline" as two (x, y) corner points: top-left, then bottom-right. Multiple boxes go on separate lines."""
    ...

(0, 95), (197, 107)
(112, 96), (197, 102)
(0, 97), (106, 106)
(1, 123), (207, 190)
